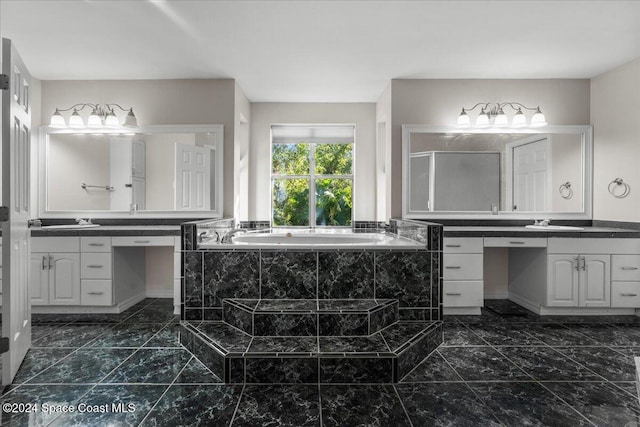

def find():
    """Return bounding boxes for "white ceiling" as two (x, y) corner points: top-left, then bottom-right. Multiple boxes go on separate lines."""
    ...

(2, 1), (639, 102)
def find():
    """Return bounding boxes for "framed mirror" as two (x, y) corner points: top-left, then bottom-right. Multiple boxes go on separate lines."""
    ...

(39, 125), (224, 218)
(402, 125), (593, 219)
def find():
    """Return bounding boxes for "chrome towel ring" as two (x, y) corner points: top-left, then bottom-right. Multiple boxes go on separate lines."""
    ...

(558, 182), (573, 199)
(608, 178), (630, 199)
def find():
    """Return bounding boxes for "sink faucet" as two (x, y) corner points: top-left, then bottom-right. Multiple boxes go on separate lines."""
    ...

(221, 228), (247, 243)
(75, 218), (93, 225)
(534, 219), (550, 226)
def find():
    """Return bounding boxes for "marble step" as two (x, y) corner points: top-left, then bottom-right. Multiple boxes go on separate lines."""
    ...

(180, 320), (442, 383)
(222, 298), (399, 336)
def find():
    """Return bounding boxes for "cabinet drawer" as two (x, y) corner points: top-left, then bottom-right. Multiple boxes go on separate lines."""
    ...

(484, 237), (547, 248)
(81, 280), (113, 306)
(81, 237), (112, 253)
(612, 255), (640, 281)
(443, 281), (483, 307)
(81, 253), (112, 279)
(443, 254), (483, 280)
(31, 237), (79, 253)
(443, 238), (483, 254)
(112, 236), (175, 247)
(611, 282), (640, 308)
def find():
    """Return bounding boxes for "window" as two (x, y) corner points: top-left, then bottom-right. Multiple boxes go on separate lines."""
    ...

(271, 125), (354, 226)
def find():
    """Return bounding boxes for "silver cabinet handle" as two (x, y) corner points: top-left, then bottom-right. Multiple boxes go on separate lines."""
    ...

(42, 255), (47, 270)
(574, 257), (580, 271)
(445, 266), (461, 269)
(445, 292), (462, 296)
(88, 243), (104, 247)
(134, 240), (150, 243)
(621, 293), (638, 297)
(581, 256), (586, 271)
(445, 244), (461, 248)
(621, 267), (639, 271)
(87, 291), (104, 295)
(509, 241), (525, 245)
(87, 265), (104, 268)
(48, 255), (53, 270)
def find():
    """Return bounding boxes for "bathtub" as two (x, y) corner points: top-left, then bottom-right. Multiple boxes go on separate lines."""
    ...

(199, 229), (425, 250)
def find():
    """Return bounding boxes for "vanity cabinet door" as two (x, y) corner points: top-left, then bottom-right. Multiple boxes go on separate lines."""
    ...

(579, 255), (610, 308)
(547, 255), (579, 307)
(48, 253), (81, 305)
(29, 253), (49, 305)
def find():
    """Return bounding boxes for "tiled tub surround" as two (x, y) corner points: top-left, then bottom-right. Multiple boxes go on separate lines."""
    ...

(180, 219), (443, 383)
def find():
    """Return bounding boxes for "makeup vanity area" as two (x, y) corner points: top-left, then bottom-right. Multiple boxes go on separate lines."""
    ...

(27, 124), (225, 315)
(402, 125), (640, 316)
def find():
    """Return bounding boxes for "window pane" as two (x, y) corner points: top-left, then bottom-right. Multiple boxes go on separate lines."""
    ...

(272, 143), (310, 175)
(315, 143), (353, 175)
(272, 179), (310, 226)
(315, 178), (352, 226)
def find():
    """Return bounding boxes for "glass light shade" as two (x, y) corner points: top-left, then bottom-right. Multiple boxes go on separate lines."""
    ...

(512, 109), (527, 127)
(123, 108), (137, 127)
(530, 108), (547, 127)
(494, 108), (508, 127)
(68, 109), (84, 128)
(87, 108), (102, 127)
(50, 109), (66, 128)
(105, 109), (120, 127)
(476, 109), (490, 127)
(457, 109), (470, 127)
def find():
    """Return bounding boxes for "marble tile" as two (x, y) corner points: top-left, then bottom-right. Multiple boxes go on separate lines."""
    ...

(196, 322), (252, 353)
(226, 357), (245, 383)
(521, 323), (599, 346)
(542, 381), (640, 426)
(174, 357), (222, 384)
(442, 322), (487, 346)
(469, 322), (546, 346)
(318, 252), (374, 299)
(567, 323), (640, 346)
(375, 251), (432, 307)
(245, 357), (319, 383)
(203, 308), (222, 321)
(257, 299), (317, 311)
(232, 385), (320, 426)
(399, 308), (436, 321)
(319, 313), (368, 336)
(184, 308), (203, 322)
(438, 346), (529, 381)
(320, 356), (394, 383)
(381, 322), (433, 352)
(0, 384), (92, 426)
(88, 323), (165, 348)
(31, 324), (58, 342)
(320, 385), (411, 427)
(470, 382), (592, 426)
(247, 337), (318, 353)
(12, 348), (75, 384)
(369, 303), (398, 334)
(261, 252), (318, 299)
(555, 346), (637, 381)
(144, 324), (183, 348)
(396, 383), (501, 426)
(319, 335), (389, 353)
(103, 348), (191, 384)
(31, 324), (110, 348)
(27, 348), (134, 384)
(397, 326), (442, 379)
(139, 384), (241, 426)
(121, 304), (177, 323)
(222, 300), (254, 334)
(49, 385), (166, 427)
(184, 251), (203, 307)
(187, 334), (225, 380)
(496, 346), (601, 381)
(400, 350), (462, 382)
(203, 251), (260, 307)
(254, 313), (317, 336)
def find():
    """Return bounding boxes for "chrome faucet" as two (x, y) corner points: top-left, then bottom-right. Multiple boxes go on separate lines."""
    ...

(534, 219), (550, 226)
(221, 228), (247, 243)
(75, 218), (93, 225)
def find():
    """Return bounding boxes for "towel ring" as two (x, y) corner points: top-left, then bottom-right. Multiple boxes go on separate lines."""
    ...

(608, 178), (631, 199)
(558, 182), (573, 199)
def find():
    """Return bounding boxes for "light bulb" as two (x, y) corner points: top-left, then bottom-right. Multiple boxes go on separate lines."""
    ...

(105, 109), (120, 127)
(68, 109), (84, 128)
(494, 108), (508, 127)
(87, 108), (102, 127)
(50, 109), (66, 128)
(123, 108), (137, 127)
(531, 107), (547, 127)
(476, 109), (489, 127)
(512, 108), (526, 127)
(456, 108), (470, 127)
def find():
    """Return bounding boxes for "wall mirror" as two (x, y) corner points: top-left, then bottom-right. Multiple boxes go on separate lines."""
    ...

(402, 125), (593, 219)
(39, 125), (224, 218)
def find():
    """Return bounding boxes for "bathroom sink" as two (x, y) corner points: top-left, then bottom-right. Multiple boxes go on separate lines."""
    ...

(40, 224), (101, 229)
(525, 225), (584, 231)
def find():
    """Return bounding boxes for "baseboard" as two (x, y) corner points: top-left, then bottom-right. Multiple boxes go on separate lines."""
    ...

(539, 307), (636, 316)
(32, 293), (147, 314)
(484, 292), (509, 299)
(508, 292), (542, 314)
(146, 290), (173, 298)
(443, 307), (482, 315)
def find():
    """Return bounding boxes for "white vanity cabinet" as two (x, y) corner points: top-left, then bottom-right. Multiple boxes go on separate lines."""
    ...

(442, 237), (484, 313)
(80, 237), (113, 306)
(31, 237), (81, 306)
(611, 255), (640, 307)
(547, 254), (610, 307)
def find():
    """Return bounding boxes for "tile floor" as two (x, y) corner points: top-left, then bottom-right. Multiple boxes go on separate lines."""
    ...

(2, 298), (640, 426)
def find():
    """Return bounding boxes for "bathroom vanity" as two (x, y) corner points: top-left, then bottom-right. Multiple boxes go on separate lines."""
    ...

(442, 227), (640, 315)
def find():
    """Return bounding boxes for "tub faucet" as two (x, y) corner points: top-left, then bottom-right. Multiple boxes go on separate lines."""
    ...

(221, 228), (247, 243)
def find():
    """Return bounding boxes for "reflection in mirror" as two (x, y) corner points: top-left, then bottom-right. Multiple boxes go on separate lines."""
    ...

(42, 126), (224, 215)
(402, 126), (592, 219)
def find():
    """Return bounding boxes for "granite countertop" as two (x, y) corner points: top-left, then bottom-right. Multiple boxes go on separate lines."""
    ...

(30, 225), (181, 237)
(443, 226), (640, 238)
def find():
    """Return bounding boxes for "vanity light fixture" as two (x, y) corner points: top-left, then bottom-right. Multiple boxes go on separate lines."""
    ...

(456, 102), (547, 128)
(49, 103), (137, 129)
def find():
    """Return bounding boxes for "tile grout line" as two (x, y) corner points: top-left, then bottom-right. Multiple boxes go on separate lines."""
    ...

(392, 384), (414, 427)
(228, 384), (246, 426)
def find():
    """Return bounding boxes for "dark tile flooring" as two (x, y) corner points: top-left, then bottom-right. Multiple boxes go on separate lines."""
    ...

(2, 298), (640, 426)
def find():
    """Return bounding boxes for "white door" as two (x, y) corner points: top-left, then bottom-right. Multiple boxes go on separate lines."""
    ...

(109, 137), (133, 211)
(579, 255), (611, 307)
(513, 138), (549, 211)
(48, 253), (81, 305)
(175, 143), (211, 210)
(29, 253), (49, 305)
(547, 255), (579, 307)
(1, 38), (32, 385)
